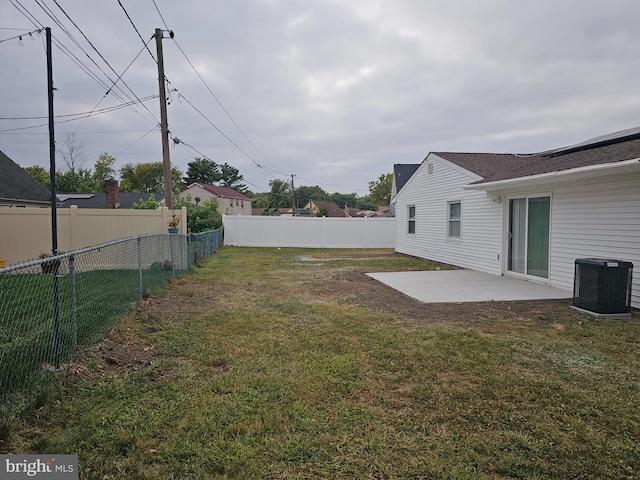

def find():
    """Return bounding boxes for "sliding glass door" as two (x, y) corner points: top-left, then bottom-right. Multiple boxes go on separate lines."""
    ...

(508, 196), (550, 279)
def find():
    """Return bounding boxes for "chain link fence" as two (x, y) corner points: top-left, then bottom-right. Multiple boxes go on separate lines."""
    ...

(0, 229), (222, 415)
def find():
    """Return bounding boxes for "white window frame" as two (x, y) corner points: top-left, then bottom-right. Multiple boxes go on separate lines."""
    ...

(447, 201), (461, 239)
(407, 205), (416, 235)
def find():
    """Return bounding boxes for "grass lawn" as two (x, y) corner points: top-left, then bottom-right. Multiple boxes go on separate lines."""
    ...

(2, 247), (639, 479)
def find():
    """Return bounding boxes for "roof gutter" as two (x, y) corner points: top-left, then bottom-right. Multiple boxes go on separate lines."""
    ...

(463, 158), (640, 192)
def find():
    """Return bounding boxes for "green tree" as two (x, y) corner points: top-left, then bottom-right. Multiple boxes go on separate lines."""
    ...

(264, 179), (292, 212)
(219, 163), (247, 192)
(56, 168), (93, 193)
(356, 196), (378, 211)
(132, 193), (163, 209)
(330, 192), (358, 209)
(119, 162), (182, 193)
(250, 192), (270, 210)
(294, 185), (328, 208)
(368, 173), (392, 206)
(184, 158), (221, 185)
(173, 195), (222, 232)
(23, 165), (50, 188)
(92, 153), (117, 192)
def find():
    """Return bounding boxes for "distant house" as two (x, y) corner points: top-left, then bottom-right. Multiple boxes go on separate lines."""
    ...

(180, 183), (252, 215)
(304, 200), (346, 217)
(0, 151), (51, 207)
(57, 180), (164, 209)
(253, 207), (294, 216)
(390, 164), (419, 216)
(394, 127), (640, 309)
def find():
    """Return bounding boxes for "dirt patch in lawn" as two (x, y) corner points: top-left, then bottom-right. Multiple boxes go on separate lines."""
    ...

(65, 328), (159, 382)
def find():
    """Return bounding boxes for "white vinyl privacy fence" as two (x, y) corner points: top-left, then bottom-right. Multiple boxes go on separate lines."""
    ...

(223, 215), (395, 248)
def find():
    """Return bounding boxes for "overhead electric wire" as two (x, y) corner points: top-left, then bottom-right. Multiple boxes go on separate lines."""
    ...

(150, 1), (363, 192)
(149, 0), (288, 177)
(47, 0), (160, 124)
(151, 0), (169, 29)
(56, 39), (158, 148)
(10, 0), (158, 127)
(171, 36), (287, 176)
(0, 95), (158, 133)
(0, 95), (158, 120)
(176, 92), (280, 178)
(176, 139), (281, 196)
(115, 0), (157, 64)
(0, 27), (42, 43)
(114, 125), (158, 158)
(30, 0), (159, 124)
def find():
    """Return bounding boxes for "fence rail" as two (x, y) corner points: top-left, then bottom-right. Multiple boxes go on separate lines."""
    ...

(0, 229), (222, 415)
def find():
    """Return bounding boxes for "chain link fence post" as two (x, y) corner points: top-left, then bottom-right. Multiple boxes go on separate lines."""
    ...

(70, 254), (77, 362)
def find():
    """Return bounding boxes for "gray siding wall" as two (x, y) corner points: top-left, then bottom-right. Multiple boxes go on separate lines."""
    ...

(395, 154), (503, 274)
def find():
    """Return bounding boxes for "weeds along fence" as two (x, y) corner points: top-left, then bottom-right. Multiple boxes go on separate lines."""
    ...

(0, 229), (222, 413)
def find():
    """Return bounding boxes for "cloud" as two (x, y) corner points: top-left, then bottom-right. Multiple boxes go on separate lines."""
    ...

(2, 0), (639, 194)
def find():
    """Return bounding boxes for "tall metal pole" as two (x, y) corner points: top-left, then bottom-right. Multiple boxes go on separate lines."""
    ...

(46, 26), (62, 370)
(291, 174), (295, 214)
(47, 27), (58, 255)
(155, 28), (172, 209)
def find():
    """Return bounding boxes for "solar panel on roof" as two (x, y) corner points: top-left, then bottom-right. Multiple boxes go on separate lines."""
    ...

(541, 126), (640, 157)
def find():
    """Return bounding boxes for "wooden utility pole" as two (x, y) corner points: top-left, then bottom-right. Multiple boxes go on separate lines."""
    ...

(155, 28), (172, 209)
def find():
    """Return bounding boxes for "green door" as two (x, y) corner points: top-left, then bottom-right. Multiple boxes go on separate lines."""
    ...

(508, 196), (550, 279)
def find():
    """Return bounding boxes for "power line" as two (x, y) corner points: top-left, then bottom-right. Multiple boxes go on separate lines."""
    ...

(149, 1), (287, 176)
(151, 0), (170, 30)
(176, 92), (280, 177)
(0, 27), (42, 43)
(116, 0), (157, 64)
(172, 38), (287, 175)
(47, 0), (159, 124)
(148, 3), (363, 193)
(174, 138), (274, 195)
(0, 130), (156, 135)
(9, 0), (165, 164)
(0, 95), (157, 120)
(9, 0), (158, 126)
(55, 39), (157, 149)
(0, 95), (158, 132)
(114, 126), (158, 158)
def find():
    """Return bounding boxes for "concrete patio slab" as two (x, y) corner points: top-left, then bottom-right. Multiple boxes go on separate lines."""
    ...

(367, 270), (572, 303)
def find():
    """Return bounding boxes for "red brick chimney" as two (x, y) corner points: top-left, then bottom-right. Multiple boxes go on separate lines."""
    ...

(105, 178), (119, 209)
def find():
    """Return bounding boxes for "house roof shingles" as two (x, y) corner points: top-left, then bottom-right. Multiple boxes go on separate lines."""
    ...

(434, 132), (640, 184)
(393, 164), (420, 192)
(310, 200), (345, 217)
(190, 183), (250, 200)
(57, 192), (164, 209)
(0, 151), (51, 204)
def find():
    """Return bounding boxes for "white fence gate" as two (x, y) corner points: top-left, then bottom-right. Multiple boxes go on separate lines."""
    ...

(223, 215), (395, 248)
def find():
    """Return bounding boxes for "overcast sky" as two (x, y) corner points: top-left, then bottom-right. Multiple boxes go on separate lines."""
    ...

(2, 0), (639, 195)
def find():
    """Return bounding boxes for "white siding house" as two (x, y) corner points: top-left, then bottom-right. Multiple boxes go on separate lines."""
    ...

(395, 154), (503, 275)
(394, 128), (640, 309)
